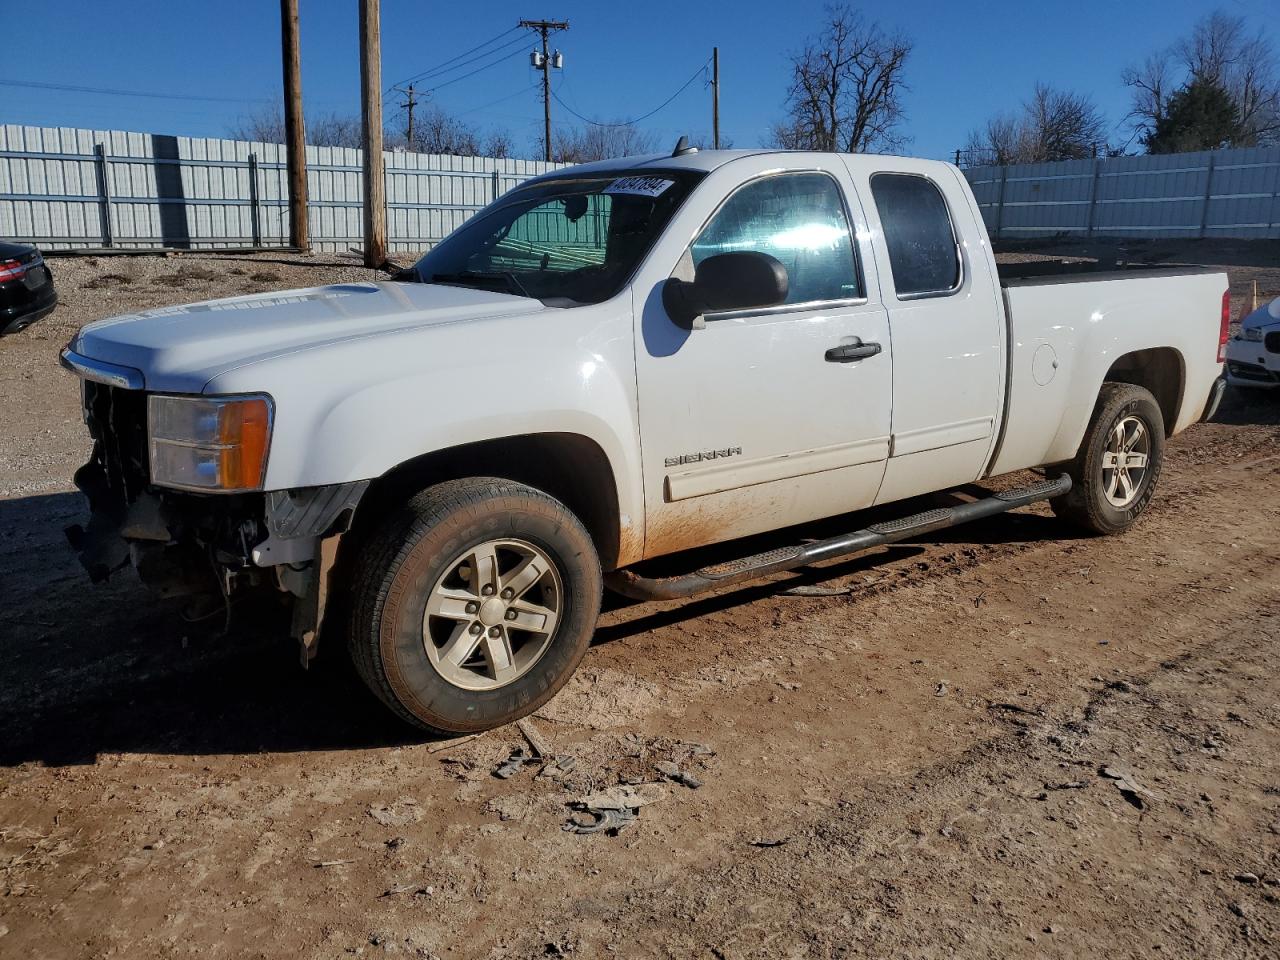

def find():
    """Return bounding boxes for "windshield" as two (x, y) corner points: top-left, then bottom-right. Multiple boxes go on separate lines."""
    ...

(411, 169), (704, 305)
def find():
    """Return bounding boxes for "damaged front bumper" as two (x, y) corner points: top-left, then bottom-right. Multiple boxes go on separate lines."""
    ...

(66, 378), (367, 660)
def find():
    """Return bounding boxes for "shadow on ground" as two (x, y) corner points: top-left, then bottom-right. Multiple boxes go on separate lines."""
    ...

(1214, 385), (1280, 427)
(0, 484), (1081, 767)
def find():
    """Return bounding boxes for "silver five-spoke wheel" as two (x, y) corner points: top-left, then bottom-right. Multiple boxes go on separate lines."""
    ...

(423, 538), (563, 691)
(1101, 414), (1150, 508)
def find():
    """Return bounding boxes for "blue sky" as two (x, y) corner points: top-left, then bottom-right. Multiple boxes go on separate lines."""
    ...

(4, 0), (1272, 159)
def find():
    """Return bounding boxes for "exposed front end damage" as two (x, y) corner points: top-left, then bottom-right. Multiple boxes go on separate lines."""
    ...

(66, 379), (365, 662)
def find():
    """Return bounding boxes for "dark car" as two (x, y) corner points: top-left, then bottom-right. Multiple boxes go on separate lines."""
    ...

(0, 241), (58, 335)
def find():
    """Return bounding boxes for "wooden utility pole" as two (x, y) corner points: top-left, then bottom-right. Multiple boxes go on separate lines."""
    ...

(359, 0), (387, 268)
(520, 19), (568, 162)
(399, 84), (418, 149)
(280, 0), (309, 251)
(712, 47), (720, 149)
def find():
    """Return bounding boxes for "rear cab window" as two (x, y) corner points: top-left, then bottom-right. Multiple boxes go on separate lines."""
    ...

(869, 173), (961, 299)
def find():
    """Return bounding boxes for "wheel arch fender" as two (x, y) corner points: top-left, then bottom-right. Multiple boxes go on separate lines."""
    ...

(349, 431), (633, 572)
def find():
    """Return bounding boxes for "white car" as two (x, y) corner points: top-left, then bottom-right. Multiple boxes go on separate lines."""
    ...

(1225, 296), (1280, 388)
(60, 145), (1229, 735)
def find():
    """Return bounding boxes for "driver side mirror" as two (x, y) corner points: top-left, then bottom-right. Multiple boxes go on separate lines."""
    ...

(662, 251), (789, 329)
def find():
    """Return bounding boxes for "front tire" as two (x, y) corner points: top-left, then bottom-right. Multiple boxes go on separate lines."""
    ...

(348, 477), (602, 735)
(1052, 382), (1165, 535)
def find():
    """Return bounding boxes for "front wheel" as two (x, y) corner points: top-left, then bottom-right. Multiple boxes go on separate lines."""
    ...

(1052, 383), (1165, 535)
(347, 477), (602, 735)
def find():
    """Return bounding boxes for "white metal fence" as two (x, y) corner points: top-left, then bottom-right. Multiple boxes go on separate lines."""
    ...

(0, 124), (563, 253)
(962, 145), (1280, 240)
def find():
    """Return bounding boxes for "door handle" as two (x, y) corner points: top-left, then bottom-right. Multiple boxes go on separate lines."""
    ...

(825, 338), (882, 363)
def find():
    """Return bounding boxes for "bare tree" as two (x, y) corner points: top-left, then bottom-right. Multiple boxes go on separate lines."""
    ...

(229, 99), (288, 144)
(966, 83), (1106, 164)
(308, 113), (362, 149)
(962, 113), (1024, 166)
(547, 123), (658, 163)
(1124, 10), (1280, 148)
(230, 99), (362, 148)
(481, 129), (513, 160)
(232, 99), (516, 157)
(771, 4), (912, 153)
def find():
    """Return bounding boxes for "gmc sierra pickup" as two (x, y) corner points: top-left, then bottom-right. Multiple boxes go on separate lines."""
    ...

(60, 145), (1230, 735)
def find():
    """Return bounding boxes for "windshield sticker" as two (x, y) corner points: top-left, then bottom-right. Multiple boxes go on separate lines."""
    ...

(604, 176), (674, 198)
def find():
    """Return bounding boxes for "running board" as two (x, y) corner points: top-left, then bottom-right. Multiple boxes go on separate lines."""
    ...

(605, 474), (1072, 601)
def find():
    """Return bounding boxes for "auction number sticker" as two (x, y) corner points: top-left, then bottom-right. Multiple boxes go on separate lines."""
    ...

(604, 176), (674, 198)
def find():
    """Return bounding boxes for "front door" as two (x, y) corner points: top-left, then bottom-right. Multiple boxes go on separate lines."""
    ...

(632, 158), (894, 559)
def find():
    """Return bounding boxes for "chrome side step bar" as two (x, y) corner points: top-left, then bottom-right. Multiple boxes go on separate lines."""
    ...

(605, 474), (1072, 602)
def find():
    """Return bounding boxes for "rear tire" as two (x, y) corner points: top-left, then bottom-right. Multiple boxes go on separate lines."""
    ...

(1052, 383), (1165, 535)
(347, 477), (602, 735)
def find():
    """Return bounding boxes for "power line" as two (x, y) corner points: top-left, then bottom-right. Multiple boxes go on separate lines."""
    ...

(420, 47), (524, 93)
(454, 82), (542, 118)
(551, 58), (711, 128)
(0, 77), (271, 104)
(393, 26), (523, 87)
(398, 33), (529, 89)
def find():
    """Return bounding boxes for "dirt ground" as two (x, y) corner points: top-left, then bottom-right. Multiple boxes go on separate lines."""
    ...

(2, 243), (1280, 960)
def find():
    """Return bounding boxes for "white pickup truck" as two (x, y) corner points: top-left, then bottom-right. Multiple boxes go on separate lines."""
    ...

(61, 145), (1229, 734)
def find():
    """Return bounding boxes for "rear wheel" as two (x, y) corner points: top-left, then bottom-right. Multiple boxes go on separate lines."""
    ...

(1052, 383), (1165, 535)
(347, 477), (602, 735)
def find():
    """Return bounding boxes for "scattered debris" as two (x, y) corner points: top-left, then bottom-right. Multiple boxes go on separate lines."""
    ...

(494, 748), (533, 779)
(564, 807), (638, 835)
(564, 784), (667, 836)
(1098, 766), (1158, 809)
(782, 584), (852, 597)
(367, 797), (422, 827)
(655, 760), (703, 790)
(379, 882), (433, 898)
(427, 734), (482, 754)
(535, 756), (577, 782)
(987, 701), (1042, 717)
(313, 859), (357, 868)
(516, 717), (553, 758)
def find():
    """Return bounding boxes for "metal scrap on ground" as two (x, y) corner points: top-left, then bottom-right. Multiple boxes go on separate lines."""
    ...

(564, 783), (668, 836)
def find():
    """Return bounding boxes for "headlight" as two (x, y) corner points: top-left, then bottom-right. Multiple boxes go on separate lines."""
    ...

(148, 394), (273, 492)
(1244, 327), (1263, 342)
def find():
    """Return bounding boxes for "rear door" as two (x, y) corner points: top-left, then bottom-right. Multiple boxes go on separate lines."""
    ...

(847, 160), (1005, 503)
(630, 155), (893, 559)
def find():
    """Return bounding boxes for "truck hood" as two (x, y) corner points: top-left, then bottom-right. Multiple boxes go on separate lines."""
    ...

(68, 281), (546, 392)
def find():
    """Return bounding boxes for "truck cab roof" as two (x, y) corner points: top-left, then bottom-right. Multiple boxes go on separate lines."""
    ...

(527, 149), (958, 181)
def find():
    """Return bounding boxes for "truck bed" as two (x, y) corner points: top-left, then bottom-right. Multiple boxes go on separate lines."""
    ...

(997, 260), (1220, 287)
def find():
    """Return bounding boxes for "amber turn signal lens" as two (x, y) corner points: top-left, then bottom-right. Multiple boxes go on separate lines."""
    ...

(215, 398), (272, 490)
